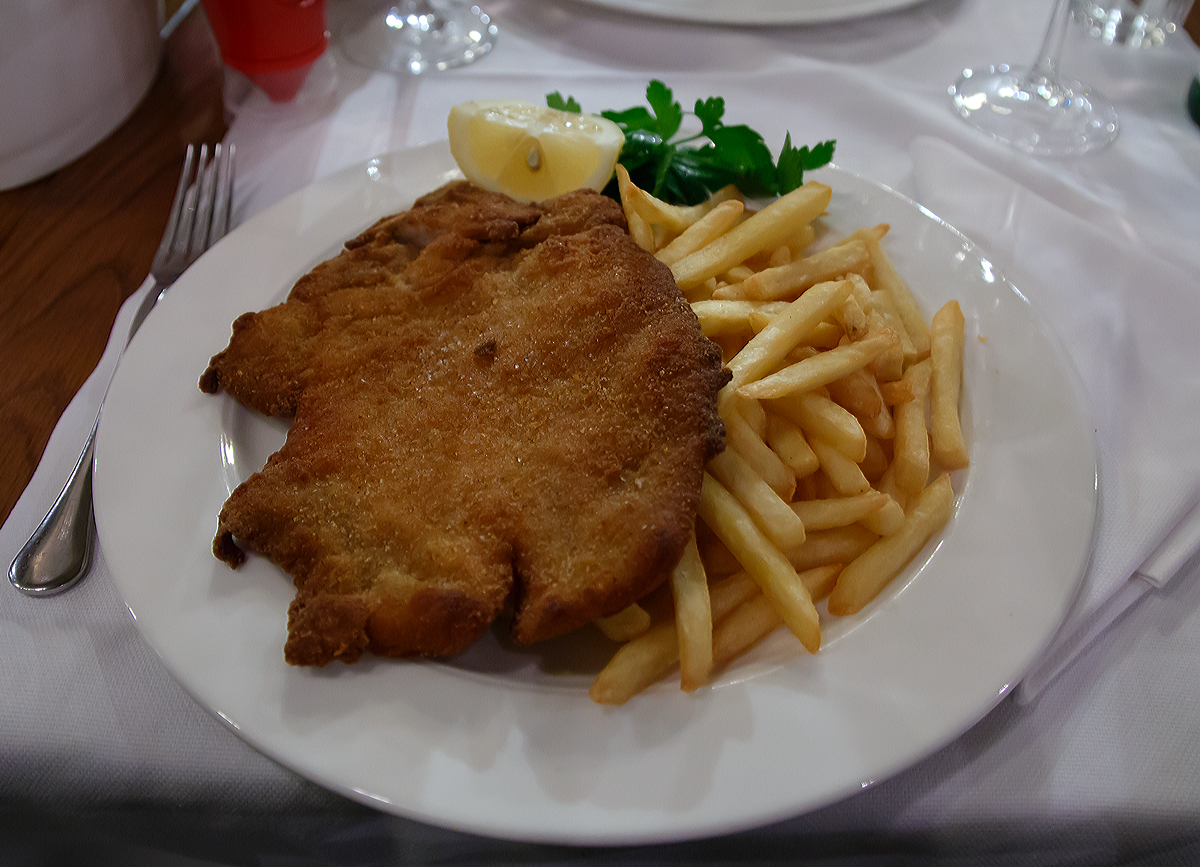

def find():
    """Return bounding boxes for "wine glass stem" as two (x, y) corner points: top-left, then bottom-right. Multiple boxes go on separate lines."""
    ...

(1029, 0), (1073, 80)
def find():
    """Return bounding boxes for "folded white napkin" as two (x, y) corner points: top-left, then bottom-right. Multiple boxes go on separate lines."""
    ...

(909, 137), (1200, 701)
(0, 278), (320, 807)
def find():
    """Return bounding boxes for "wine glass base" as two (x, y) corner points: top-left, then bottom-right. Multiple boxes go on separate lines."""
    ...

(340, 2), (498, 75)
(950, 64), (1119, 157)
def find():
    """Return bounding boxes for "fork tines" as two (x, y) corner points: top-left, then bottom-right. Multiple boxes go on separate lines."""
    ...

(152, 142), (236, 285)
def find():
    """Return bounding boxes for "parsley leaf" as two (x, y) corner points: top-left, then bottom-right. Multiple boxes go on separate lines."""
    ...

(693, 97), (725, 138)
(547, 81), (835, 205)
(776, 134), (837, 193)
(644, 80), (684, 140)
(546, 91), (581, 113)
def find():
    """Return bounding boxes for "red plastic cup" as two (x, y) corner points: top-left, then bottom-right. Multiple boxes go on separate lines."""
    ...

(201, 0), (328, 102)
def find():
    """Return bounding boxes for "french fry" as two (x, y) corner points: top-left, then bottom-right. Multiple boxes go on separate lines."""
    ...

(589, 622), (678, 705)
(593, 169), (971, 702)
(721, 393), (796, 499)
(834, 223), (889, 248)
(722, 264), (757, 284)
(873, 462), (910, 513)
(708, 448), (807, 558)
(733, 239), (870, 301)
(835, 294), (869, 341)
(846, 273), (874, 310)
(594, 603), (652, 642)
(659, 185), (743, 234)
(690, 183), (743, 210)
(745, 309), (773, 334)
(670, 536), (713, 692)
(616, 164), (730, 235)
(711, 594), (781, 670)
(866, 293), (911, 380)
(709, 571), (763, 620)
(783, 344), (822, 366)
(800, 562), (843, 602)
(656, 199), (745, 267)
(799, 321), (846, 350)
(691, 299), (790, 338)
(764, 412), (821, 479)
(808, 433), (871, 495)
(590, 559), (836, 705)
(858, 494), (907, 536)
(724, 279), (853, 388)
(878, 378), (915, 406)
(737, 392), (769, 439)
(802, 563), (846, 597)
(788, 223), (817, 259)
(827, 474), (954, 615)
(710, 564), (842, 670)
(859, 433), (891, 481)
(697, 473), (820, 653)
(789, 525), (878, 572)
(866, 236), (930, 361)
(808, 469), (840, 501)
(929, 300), (969, 470)
(671, 182), (832, 290)
(766, 391), (867, 463)
(614, 163), (645, 226)
(590, 563), (727, 705)
(892, 358), (932, 496)
(790, 490), (889, 532)
(738, 326), (899, 400)
(626, 209), (656, 253)
(857, 392), (895, 442)
(696, 520), (742, 579)
(826, 366), (884, 421)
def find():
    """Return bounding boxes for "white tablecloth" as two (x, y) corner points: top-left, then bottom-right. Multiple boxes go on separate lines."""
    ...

(3, 0), (1200, 860)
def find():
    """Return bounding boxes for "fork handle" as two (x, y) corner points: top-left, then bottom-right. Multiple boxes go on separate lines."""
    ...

(127, 280), (166, 346)
(8, 279), (165, 596)
(9, 419), (98, 596)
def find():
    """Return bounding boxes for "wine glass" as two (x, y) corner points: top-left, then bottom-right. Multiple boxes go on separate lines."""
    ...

(339, 0), (497, 75)
(949, 0), (1119, 156)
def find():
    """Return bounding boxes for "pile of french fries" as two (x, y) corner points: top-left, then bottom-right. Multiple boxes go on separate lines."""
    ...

(588, 167), (970, 705)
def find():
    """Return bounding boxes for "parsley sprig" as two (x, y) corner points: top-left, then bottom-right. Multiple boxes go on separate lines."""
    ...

(548, 81), (835, 206)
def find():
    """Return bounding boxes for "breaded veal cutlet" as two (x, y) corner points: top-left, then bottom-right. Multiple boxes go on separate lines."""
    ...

(199, 181), (729, 666)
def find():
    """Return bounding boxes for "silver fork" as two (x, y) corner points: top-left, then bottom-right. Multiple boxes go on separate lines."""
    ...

(10, 142), (236, 596)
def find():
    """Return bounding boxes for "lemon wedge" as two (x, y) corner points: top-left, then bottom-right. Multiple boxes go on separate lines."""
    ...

(447, 99), (625, 202)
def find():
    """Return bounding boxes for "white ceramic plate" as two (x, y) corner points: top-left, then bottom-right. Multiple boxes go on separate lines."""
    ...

(94, 142), (1096, 846)
(572, 0), (928, 25)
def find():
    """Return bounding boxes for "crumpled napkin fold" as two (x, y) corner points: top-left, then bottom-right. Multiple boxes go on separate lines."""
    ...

(909, 137), (1200, 701)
